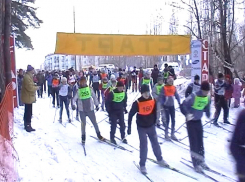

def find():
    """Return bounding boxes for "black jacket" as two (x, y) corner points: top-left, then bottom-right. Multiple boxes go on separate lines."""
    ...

(105, 88), (127, 113)
(151, 68), (159, 83)
(128, 96), (156, 128)
(230, 109), (245, 175)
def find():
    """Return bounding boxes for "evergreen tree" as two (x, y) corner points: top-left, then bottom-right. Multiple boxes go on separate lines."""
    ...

(12, 0), (43, 50)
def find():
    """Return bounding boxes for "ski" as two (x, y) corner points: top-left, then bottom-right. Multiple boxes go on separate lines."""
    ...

(115, 136), (139, 151)
(133, 161), (154, 182)
(158, 134), (189, 151)
(147, 158), (198, 181)
(90, 136), (133, 153)
(180, 160), (219, 182)
(59, 120), (67, 128)
(215, 125), (233, 133)
(82, 144), (87, 156)
(181, 158), (236, 181)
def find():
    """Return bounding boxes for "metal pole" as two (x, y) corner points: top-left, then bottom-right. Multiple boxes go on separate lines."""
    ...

(73, 5), (77, 71)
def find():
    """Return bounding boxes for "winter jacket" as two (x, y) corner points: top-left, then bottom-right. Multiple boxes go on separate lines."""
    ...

(160, 85), (181, 107)
(36, 73), (45, 85)
(151, 68), (159, 84)
(230, 109), (245, 175)
(131, 70), (138, 79)
(105, 88), (127, 113)
(214, 79), (226, 95)
(139, 77), (154, 90)
(232, 78), (242, 99)
(185, 82), (201, 98)
(152, 83), (164, 102)
(21, 72), (39, 104)
(17, 74), (24, 91)
(73, 86), (99, 112)
(138, 70), (144, 81)
(59, 84), (72, 97)
(224, 80), (233, 100)
(128, 96), (156, 128)
(47, 75), (53, 86)
(181, 90), (211, 120)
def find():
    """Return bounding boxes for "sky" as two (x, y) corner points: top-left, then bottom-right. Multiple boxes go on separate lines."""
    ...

(15, 0), (186, 69)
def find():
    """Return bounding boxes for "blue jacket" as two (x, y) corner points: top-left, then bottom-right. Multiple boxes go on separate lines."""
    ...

(47, 75), (53, 86)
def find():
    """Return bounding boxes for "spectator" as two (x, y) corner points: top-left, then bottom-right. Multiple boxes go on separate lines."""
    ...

(21, 65), (39, 132)
(151, 64), (160, 85)
(17, 69), (24, 106)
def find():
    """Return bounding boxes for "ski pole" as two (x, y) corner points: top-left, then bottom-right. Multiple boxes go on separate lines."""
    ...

(174, 121), (187, 134)
(53, 108), (58, 123)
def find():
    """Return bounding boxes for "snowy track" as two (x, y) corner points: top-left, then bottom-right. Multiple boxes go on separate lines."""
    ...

(14, 78), (239, 181)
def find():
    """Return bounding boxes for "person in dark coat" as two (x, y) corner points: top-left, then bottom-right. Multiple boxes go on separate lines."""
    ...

(185, 75), (201, 98)
(127, 84), (168, 174)
(151, 64), (160, 85)
(105, 81), (127, 145)
(17, 69), (24, 106)
(36, 70), (45, 98)
(230, 109), (245, 182)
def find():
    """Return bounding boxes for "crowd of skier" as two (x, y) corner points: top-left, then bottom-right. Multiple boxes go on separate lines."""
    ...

(17, 63), (245, 182)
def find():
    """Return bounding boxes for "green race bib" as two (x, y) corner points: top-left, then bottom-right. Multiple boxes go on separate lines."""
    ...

(192, 96), (208, 110)
(156, 84), (163, 95)
(102, 83), (108, 89)
(142, 78), (150, 85)
(113, 92), (125, 102)
(78, 87), (91, 100)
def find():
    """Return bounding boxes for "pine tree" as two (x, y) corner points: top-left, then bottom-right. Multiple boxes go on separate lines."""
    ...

(11, 0), (43, 50)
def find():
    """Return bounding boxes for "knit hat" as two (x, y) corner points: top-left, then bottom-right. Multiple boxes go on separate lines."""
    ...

(102, 77), (108, 82)
(141, 84), (150, 94)
(167, 77), (174, 84)
(61, 77), (67, 83)
(27, 65), (34, 71)
(201, 81), (210, 91)
(116, 81), (124, 87)
(218, 73), (224, 78)
(194, 75), (200, 80)
(157, 76), (163, 82)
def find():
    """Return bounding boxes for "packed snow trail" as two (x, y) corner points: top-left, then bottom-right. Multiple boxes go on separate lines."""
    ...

(14, 78), (238, 181)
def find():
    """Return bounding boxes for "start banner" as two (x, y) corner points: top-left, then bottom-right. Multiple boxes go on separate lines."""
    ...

(55, 33), (191, 56)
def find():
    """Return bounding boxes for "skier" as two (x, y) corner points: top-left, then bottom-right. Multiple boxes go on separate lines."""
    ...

(72, 76), (104, 144)
(230, 109), (245, 182)
(52, 73), (60, 108)
(100, 77), (109, 111)
(213, 73), (229, 126)
(185, 75), (201, 98)
(139, 70), (153, 92)
(152, 76), (166, 127)
(131, 66), (138, 92)
(58, 77), (71, 123)
(127, 84), (168, 174)
(160, 77), (180, 141)
(163, 63), (169, 84)
(105, 81), (128, 145)
(232, 78), (242, 108)
(90, 70), (101, 103)
(180, 81), (211, 173)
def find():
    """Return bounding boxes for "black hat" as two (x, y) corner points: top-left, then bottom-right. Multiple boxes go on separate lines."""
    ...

(201, 81), (210, 91)
(141, 84), (150, 94)
(116, 81), (124, 87)
(218, 73), (224, 78)
(194, 75), (200, 80)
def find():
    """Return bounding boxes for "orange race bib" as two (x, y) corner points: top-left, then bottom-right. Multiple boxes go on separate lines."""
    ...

(52, 79), (59, 86)
(164, 86), (176, 96)
(101, 73), (107, 79)
(137, 99), (155, 115)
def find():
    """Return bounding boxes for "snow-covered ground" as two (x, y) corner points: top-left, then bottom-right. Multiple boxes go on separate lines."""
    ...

(13, 78), (242, 182)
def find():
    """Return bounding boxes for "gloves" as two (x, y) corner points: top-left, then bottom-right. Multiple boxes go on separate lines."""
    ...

(124, 109), (128, 114)
(127, 128), (131, 135)
(186, 114), (194, 121)
(96, 106), (100, 111)
(72, 105), (76, 110)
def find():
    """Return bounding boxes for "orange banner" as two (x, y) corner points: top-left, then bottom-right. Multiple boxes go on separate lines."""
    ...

(55, 33), (191, 56)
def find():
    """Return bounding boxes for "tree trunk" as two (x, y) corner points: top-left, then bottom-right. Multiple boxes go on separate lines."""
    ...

(0, 0), (6, 101)
(3, 0), (12, 86)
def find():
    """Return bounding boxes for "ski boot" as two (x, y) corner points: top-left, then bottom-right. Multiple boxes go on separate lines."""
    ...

(200, 161), (210, 170)
(110, 138), (117, 145)
(158, 159), (169, 167)
(171, 133), (178, 141)
(68, 118), (71, 123)
(194, 165), (204, 173)
(59, 118), (62, 123)
(97, 132), (105, 141)
(140, 166), (147, 174)
(122, 138), (128, 144)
